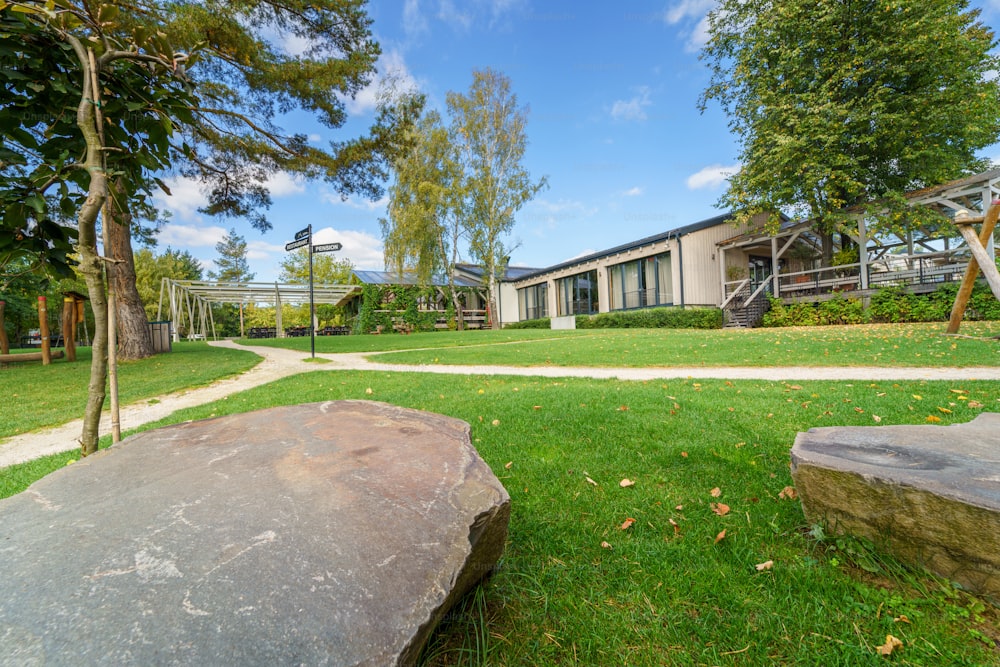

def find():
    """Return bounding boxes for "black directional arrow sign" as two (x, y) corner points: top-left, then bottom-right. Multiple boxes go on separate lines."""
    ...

(312, 242), (342, 253)
(294, 227), (311, 241)
(285, 238), (309, 251)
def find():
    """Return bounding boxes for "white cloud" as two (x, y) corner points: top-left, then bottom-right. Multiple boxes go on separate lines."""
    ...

(153, 175), (209, 222)
(437, 0), (473, 30)
(265, 172), (306, 197)
(403, 0), (429, 37)
(246, 239), (286, 261)
(321, 191), (389, 212)
(154, 172), (304, 223)
(686, 163), (740, 190)
(312, 226), (384, 270)
(308, 133), (322, 143)
(157, 223), (228, 248)
(610, 86), (652, 122)
(344, 49), (421, 116)
(665, 0), (715, 24)
(623, 186), (643, 197)
(665, 0), (716, 52)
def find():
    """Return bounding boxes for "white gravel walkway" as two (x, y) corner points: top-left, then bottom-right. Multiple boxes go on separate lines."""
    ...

(2, 339), (997, 468)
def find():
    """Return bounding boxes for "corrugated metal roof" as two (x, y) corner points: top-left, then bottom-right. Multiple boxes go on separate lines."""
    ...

(513, 212), (736, 282)
(351, 270), (483, 288)
(454, 263), (542, 281)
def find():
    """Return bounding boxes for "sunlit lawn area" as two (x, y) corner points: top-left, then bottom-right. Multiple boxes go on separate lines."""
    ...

(2, 324), (999, 664)
(3, 364), (999, 664)
(249, 321), (1000, 368)
(0, 342), (260, 439)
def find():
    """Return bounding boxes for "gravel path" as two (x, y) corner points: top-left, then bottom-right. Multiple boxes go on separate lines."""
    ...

(2, 339), (998, 468)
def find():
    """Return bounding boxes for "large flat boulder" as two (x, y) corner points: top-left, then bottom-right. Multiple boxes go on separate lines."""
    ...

(0, 401), (510, 666)
(791, 413), (1000, 600)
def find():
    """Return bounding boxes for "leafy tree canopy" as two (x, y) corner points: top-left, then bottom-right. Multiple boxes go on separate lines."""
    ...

(133, 247), (202, 320)
(700, 0), (1000, 234)
(279, 249), (354, 284)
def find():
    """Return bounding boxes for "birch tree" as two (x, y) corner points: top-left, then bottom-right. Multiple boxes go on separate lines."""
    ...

(446, 69), (546, 328)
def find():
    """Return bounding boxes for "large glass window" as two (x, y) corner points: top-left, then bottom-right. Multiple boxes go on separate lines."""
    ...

(556, 269), (598, 315)
(518, 282), (548, 320)
(609, 252), (672, 310)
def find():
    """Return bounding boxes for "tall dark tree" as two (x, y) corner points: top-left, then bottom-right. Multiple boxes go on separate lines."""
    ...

(210, 228), (254, 337)
(1, 0), (420, 454)
(700, 0), (1000, 241)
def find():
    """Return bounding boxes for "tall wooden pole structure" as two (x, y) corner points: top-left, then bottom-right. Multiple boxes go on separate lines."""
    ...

(946, 203), (1000, 333)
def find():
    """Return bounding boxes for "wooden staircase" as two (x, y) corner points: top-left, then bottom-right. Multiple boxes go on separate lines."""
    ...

(722, 279), (771, 329)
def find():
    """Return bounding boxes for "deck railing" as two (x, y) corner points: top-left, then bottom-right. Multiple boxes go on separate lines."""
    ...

(776, 252), (971, 298)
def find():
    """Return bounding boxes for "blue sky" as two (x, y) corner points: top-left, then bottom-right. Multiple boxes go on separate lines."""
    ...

(152, 0), (1000, 282)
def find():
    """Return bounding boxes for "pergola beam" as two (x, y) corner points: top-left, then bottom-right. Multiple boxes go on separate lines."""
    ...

(160, 280), (360, 340)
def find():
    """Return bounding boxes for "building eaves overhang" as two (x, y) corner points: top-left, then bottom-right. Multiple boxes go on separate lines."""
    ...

(513, 212), (736, 283)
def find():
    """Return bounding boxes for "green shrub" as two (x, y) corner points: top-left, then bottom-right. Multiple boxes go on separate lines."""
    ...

(505, 317), (551, 329)
(763, 282), (1000, 328)
(577, 307), (722, 330)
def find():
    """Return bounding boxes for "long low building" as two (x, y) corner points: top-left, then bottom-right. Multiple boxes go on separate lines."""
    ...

(506, 212), (765, 325)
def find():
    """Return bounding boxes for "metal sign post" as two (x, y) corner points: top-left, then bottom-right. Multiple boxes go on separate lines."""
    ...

(285, 225), (316, 358)
(284, 229), (343, 358)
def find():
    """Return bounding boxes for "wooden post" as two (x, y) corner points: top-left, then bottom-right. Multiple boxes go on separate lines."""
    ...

(38, 296), (51, 365)
(0, 300), (8, 355)
(955, 223), (1000, 295)
(62, 297), (77, 362)
(947, 203), (999, 333)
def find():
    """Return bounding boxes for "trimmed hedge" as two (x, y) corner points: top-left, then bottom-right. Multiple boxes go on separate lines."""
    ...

(505, 317), (551, 330)
(506, 307), (723, 330)
(578, 307), (722, 329)
(761, 283), (1000, 327)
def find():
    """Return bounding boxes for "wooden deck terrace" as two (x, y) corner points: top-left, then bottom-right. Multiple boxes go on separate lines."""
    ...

(774, 258), (969, 303)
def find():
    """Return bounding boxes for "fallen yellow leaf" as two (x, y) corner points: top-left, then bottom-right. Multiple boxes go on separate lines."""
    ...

(620, 517), (636, 530)
(619, 478), (635, 488)
(600, 541), (613, 550)
(585, 476), (598, 486)
(504, 461), (513, 469)
(710, 487), (722, 497)
(778, 486), (798, 500)
(926, 415), (942, 423)
(711, 502), (731, 516)
(876, 634), (903, 656)
(755, 560), (774, 571)
(714, 529), (727, 544)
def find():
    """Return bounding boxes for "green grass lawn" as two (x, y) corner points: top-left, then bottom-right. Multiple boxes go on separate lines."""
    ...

(2, 325), (999, 665)
(4, 368), (997, 665)
(242, 321), (1000, 368)
(0, 342), (261, 439)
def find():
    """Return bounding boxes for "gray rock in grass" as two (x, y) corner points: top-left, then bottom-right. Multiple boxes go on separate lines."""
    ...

(0, 400), (510, 666)
(791, 413), (1000, 600)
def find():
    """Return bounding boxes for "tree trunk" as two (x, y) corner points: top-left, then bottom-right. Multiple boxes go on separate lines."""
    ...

(71, 38), (109, 457)
(488, 272), (501, 330)
(78, 199), (108, 457)
(108, 178), (153, 360)
(0, 301), (8, 355)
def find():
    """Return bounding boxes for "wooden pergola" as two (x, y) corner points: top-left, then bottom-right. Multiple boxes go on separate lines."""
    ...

(717, 169), (1000, 326)
(157, 279), (360, 341)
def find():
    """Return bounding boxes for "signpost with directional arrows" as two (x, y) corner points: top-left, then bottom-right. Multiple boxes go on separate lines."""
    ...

(283, 225), (342, 358)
